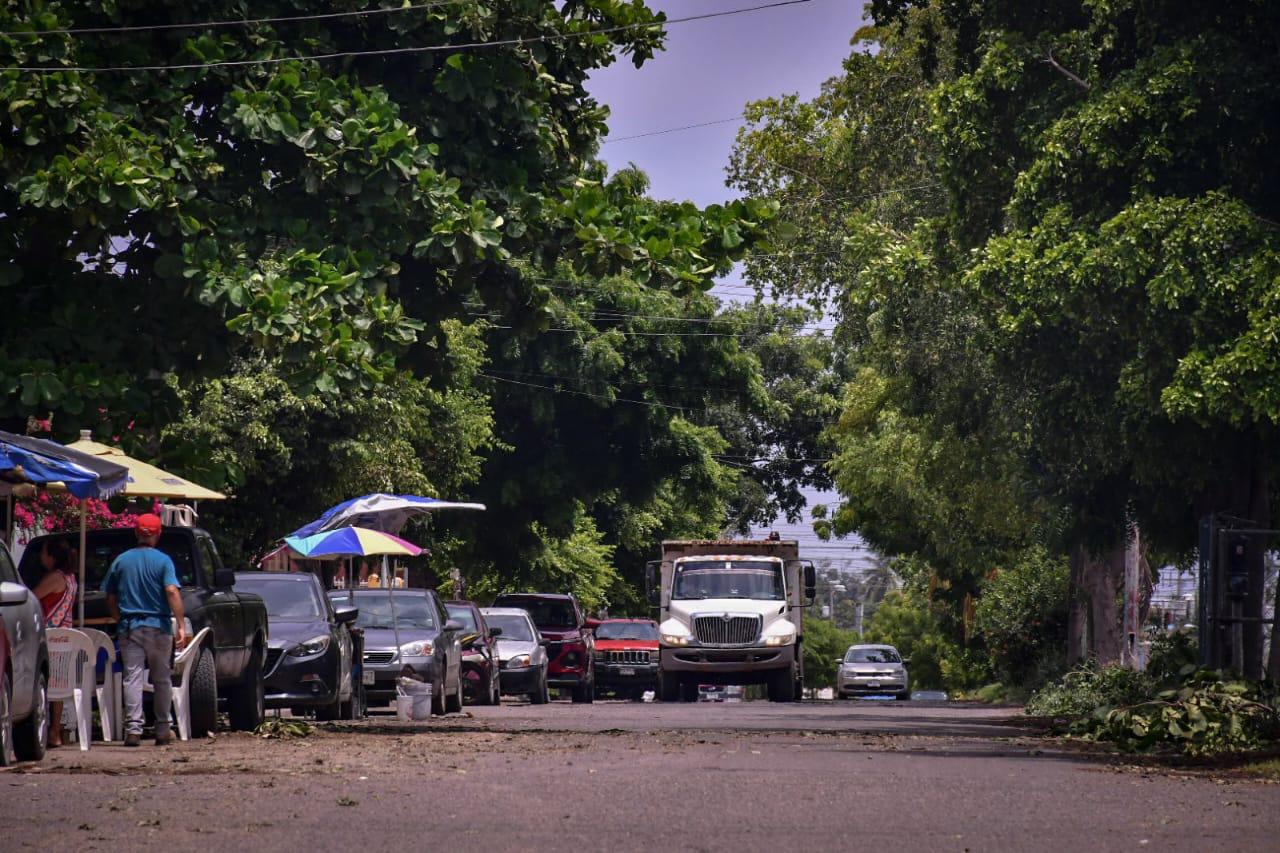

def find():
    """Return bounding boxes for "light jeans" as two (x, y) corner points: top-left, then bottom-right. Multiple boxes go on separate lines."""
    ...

(121, 627), (173, 736)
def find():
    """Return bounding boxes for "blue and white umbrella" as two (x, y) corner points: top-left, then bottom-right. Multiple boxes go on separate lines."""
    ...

(290, 493), (485, 538)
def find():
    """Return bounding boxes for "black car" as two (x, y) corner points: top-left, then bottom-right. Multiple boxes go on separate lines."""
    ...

(445, 600), (501, 706)
(235, 572), (360, 720)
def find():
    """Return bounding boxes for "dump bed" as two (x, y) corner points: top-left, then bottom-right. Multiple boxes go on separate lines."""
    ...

(660, 539), (800, 562)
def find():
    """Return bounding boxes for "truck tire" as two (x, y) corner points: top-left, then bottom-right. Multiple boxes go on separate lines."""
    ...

(13, 671), (48, 762)
(228, 646), (265, 731)
(768, 664), (797, 703)
(657, 671), (680, 703)
(188, 647), (218, 736)
(679, 679), (699, 703)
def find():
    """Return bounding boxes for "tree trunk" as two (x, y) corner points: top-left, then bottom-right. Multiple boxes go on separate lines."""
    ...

(1268, 563), (1280, 680)
(1242, 463), (1270, 680)
(1066, 545), (1089, 666)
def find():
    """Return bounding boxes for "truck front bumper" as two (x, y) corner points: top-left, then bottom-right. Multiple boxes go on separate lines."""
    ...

(661, 644), (795, 678)
(595, 661), (659, 690)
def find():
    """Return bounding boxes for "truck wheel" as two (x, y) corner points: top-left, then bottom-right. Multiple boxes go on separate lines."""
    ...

(0, 671), (16, 766)
(229, 646), (265, 731)
(768, 664), (797, 703)
(13, 671), (48, 762)
(657, 671), (680, 703)
(188, 647), (218, 736)
(679, 679), (699, 703)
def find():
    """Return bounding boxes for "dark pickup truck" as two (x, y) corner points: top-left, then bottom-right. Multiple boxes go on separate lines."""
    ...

(20, 527), (269, 733)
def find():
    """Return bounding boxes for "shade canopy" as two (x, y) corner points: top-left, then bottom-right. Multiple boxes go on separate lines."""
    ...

(0, 430), (129, 500)
(67, 433), (225, 501)
(284, 526), (424, 560)
(289, 493), (485, 538)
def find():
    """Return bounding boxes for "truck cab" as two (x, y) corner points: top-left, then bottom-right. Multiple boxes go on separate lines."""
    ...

(646, 540), (815, 703)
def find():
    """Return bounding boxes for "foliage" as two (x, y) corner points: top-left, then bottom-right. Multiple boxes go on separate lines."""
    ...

(1083, 673), (1280, 757)
(973, 546), (1069, 687)
(12, 490), (159, 542)
(255, 718), (313, 739)
(1025, 663), (1154, 719)
(1146, 633), (1199, 687)
(802, 615), (860, 690)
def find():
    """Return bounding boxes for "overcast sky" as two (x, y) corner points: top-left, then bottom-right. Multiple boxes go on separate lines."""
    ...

(586, 0), (872, 568)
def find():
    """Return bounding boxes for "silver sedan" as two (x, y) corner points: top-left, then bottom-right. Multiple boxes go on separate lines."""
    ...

(836, 644), (910, 700)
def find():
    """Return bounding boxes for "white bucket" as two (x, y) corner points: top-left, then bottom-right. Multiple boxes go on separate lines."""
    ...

(395, 695), (413, 721)
(410, 691), (432, 720)
(395, 682), (433, 720)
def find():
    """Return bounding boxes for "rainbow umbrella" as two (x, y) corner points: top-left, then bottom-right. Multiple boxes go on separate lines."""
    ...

(284, 526), (423, 560)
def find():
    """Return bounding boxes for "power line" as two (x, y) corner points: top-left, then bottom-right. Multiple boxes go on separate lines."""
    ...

(603, 116), (743, 144)
(5, 0), (815, 73)
(481, 371), (696, 411)
(0, 1), (459, 37)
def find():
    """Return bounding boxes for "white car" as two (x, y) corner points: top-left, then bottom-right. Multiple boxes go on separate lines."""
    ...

(836, 644), (910, 700)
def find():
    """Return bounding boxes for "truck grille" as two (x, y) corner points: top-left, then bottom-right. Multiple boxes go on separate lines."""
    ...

(364, 650), (396, 665)
(606, 650), (655, 665)
(692, 615), (761, 646)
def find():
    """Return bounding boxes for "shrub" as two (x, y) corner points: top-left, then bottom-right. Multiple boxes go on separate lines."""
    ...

(1025, 663), (1153, 718)
(1145, 632), (1198, 686)
(973, 546), (1069, 687)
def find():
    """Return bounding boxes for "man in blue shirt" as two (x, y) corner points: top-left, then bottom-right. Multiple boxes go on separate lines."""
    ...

(104, 513), (188, 746)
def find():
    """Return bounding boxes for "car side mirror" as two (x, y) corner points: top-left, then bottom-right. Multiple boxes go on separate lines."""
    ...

(213, 568), (235, 589)
(901, 657), (911, 665)
(833, 658), (844, 664)
(444, 619), (464, 633)
(488, 627), (502, 637)
(334, 606), (359, 625)
(0, 581), (29, 606)
(538, 638), (549, 647)
(803, 561), (817, 603)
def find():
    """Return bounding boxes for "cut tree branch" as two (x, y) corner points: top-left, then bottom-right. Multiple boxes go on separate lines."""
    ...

(1042, 50), (1090, 92)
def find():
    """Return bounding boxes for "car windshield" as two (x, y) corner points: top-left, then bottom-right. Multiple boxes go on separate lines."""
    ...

(235, 577), (323, 620)
(338, 593), (437, 631)
(671, 561), (784, 601)
(847, 648), (901, 664)
(595, 621), (658, 641)
(498, 598), (576, 629)
(445, 605), (478, 632)
(485, 613), (534, 642)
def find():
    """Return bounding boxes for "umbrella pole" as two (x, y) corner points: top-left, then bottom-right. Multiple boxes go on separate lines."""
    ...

(385, 554), (403, 686)
(78, 499), (87, 627)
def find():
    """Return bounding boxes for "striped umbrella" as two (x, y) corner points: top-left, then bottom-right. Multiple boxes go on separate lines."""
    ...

(284, 526), (423, 559)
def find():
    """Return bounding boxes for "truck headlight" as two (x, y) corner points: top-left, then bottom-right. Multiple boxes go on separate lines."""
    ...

(661, 633), (691, 646)
(289, 635), (330, 657)
(400, 640), (433, 657)
(763, 631), (795, 647)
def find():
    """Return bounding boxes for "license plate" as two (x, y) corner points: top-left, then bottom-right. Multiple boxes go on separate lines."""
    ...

(362, 670), (375, 686)
(867, 682), (880, 689)
(619, 667), (636, 676)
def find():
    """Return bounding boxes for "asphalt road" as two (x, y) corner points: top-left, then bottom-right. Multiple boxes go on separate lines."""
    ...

(5, 699), (1278, 852)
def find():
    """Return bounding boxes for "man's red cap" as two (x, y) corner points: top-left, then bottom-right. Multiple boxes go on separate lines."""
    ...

(135, 513), (163, 536)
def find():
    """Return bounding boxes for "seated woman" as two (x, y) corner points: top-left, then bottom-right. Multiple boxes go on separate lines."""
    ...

(32, 538), (78, 748)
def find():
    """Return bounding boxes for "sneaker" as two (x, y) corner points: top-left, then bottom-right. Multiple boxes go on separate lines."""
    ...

(124, 733), (142, 747)
(154, 731), (175, 746)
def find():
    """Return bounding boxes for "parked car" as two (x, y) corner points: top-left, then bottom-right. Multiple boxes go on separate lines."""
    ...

(480, 607), (549, 704)
(837, 644), (910, 700)
(235, 572), (359, 719)
(444, 600), (501, 706)
(593, 618), (659, 700)
(490, 592), (595, 703)
(0, 540), (47, 763)
(328, 588), (463, 715)
(21, 527), (269, 732)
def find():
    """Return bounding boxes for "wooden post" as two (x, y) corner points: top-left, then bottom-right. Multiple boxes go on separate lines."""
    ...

(77, 498), (87, 627)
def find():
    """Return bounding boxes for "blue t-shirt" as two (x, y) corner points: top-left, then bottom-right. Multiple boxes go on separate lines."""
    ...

(103, 546), (180, 634)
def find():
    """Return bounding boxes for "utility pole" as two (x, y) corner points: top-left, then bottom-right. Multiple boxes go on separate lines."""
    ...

(1121, 523), (1145, 670)
(854, 601), (864, 637)
(828, 582), (846, 623)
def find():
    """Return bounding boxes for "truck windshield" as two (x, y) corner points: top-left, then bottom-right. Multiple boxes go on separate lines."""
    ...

(672, 561), (784, 601)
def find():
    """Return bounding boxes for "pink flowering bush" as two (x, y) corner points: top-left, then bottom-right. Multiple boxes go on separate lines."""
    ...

(14, 491), (160, 543)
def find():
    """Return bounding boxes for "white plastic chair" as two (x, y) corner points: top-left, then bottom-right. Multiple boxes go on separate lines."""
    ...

(46, 628), (95, 752)
(80, 628), (122, 741)
(144, 627), (211, 741)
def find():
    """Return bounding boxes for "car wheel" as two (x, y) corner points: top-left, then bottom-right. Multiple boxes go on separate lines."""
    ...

(529, 668), (548, 705)
(477, 667), (497, 706)
(188, 647), (218, 736)
(228, 646), (265, 731)
(445, 672), (463, 714)
(13, 671), (48, 762)
(895, 690), (911, 701)
(571, 674), (595, 704)
(0, 670), (15, 766)
(431, 676), (446, 716)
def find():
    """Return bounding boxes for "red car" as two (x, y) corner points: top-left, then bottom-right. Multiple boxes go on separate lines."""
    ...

(593, 619), (659, 700)
(491, 593), (595, 703)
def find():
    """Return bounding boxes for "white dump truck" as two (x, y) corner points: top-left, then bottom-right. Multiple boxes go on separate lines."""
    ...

(645, 539), (816, 702)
